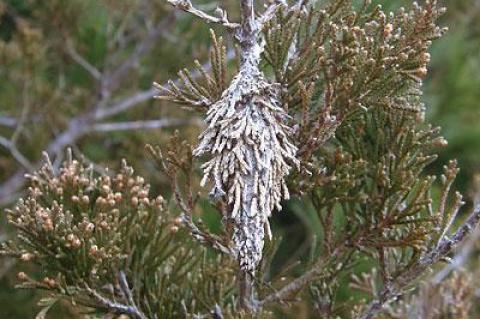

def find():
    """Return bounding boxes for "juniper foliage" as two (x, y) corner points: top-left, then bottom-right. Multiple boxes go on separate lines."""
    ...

(2, 0), (480, 318)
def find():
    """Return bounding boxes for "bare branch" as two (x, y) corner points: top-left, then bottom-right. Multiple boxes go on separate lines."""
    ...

(259, 249), (340, 307)
(94, 88), (157, 120)
(11, 82), (32, 144)
(92, 118), (202, 132)
(0, 116), (17, 128)
(105, 13), (177, 93)
(0, 48), (233, 205)
(179, 213), (233, 256)
(118, 271), (146, 319)
(66, 41), (102, 81)
(167, 0), (240, 29)
(256, 1), (284, 27)
(357, 204), (480, 319)
(0, 171), (24, 206)
(96, 47), (233, 120)
(85, 284), (147, 319)
(146, 144), (233, 256)
(432, 225), (480, 284)
(0, 136), (34, 171)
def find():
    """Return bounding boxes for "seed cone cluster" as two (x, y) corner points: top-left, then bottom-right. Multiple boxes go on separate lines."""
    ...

(194, 65), (299, 271)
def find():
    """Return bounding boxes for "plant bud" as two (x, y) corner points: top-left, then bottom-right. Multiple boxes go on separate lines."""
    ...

(383, 23), (393, 38)
(17, 272), (28, 281)
(21, 253), (35, 261)
(131, 197), (139, 207)
(81, 195), (90, 204)
(114, 192), (122, 202)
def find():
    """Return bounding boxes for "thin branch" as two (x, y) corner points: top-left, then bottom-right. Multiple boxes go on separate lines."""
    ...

(66, 41), (102, 81)
(94, 88), (157, 120)
(0, 136), (34, 171)
(256, 1), (284, 27)
(11, 82), (32, 144)
(167, 0), (240, 29)
(71, 145), (110, 176)
(105, 13), (177, 93)
(259, 248), (342, 307)
(0, 171), (24, 206)
(0, 48), (234, 205)
(179, 213), (233, 256)
(0, 116), (17, 128)
(92, 118), (202, 132)
(432, 225), (480, 284)
(146, 144), (233, 256)
(357, 204), (480, 319)
(85, 285), (147, 319)
(118, 271), (146, 319)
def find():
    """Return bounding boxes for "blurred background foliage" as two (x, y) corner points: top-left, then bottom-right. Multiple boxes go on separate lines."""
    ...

(0, 0), (479, 318)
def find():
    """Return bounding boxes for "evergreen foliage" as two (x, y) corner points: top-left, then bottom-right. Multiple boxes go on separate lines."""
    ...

(1, 0), (480, 318)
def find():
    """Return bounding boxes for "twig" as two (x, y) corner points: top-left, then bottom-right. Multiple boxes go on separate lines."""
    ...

(146, 144), (233, 257)
(259, 248), (341, 306)
(11, 82), (32, 144)
(357, 204), (480, 319)
(236, 0), (258, 311)
(92, 118), (202, 132)
(66, 41), (102, 81)
(94, 88), (157, 120)
(118, 271), (145, 319)
(0, 46), (234, 206)
(105, 13), (177, 94)
(256, 1), (284, 27)
(85, 285), (147, 319)
(70, 145), (110, 176)
(0, 116), (17, 128)
(432, 225), (480, 284)
(167, 0), (240, 29)
(180, 213), (233, 256)
(0, 136), (34, 171)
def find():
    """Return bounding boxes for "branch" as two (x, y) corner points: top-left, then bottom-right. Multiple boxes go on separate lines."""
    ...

(66, 41), (102, 81)
(85, 284), (147, 319)
(96, 47), (234, 120)
(259, 247), (342, 307)
(0, 116), (17, 128)
(256, 1), (285, 27)
(0, 48), (234, 205)
(357, 203), (480, 319)
(0, 136), (34, 171)
(0, 171), (24, 206)
(179, 213), (233, 256)
(240, 0), (255, 34)
(146, 144), (233, 257)
(167, 0), (240, 29)
(92, 118), (202, 132)
(432, 225), (480, 284)
(94, 88), (157, 120)
(118, 271), (146, 319)
(104, 13), (177, 94)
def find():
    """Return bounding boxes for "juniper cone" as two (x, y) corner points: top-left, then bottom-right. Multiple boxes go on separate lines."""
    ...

(193, 1), (298, 273)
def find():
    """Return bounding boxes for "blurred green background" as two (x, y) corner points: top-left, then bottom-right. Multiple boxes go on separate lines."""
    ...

(0, 0), (479, 317)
